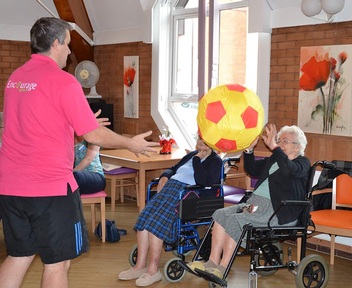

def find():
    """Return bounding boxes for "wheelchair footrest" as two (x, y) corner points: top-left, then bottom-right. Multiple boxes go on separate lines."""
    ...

(177, 260), (200, 276)
(195, 268), (227, 287)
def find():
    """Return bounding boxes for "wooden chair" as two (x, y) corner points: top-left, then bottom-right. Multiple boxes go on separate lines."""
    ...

(104, 167), (138, 212)
(310, 174), (352, 264)
(80, 190), (107, 243)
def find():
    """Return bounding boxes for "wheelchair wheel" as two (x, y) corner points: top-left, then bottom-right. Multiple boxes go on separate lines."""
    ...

(163, 257), (186, 283)
(295, 254), (329, 288)
(254, 242), (283, 276)
(128, 244), (138, 267)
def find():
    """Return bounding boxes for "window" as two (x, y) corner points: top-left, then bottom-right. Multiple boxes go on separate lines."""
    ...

(151, 0), (255, 150)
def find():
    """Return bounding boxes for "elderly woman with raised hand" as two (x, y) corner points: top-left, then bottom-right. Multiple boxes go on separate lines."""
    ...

(186, 124), (311, 279)
(118, 137), (223, 287)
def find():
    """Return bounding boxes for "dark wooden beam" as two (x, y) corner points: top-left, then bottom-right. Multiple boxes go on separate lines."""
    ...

(54, 0), (94, 63)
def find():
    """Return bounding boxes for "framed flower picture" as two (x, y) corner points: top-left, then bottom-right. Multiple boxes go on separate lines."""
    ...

(298, 45), (352, 136)
(123, 56), (139, 118)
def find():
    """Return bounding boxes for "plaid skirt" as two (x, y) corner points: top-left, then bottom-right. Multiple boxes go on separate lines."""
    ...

(134, 179), (186, 243)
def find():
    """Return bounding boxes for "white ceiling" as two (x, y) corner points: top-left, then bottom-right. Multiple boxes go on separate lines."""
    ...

(0, 0), (351, 45)
(0, 0), (149, 44)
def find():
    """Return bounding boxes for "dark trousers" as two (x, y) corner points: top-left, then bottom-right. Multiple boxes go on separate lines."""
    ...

(73, 171), (106, 194)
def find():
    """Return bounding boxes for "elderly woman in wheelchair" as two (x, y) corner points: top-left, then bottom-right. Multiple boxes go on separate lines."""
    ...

(118, 137), (222, 287)
(185, 124), (311, 281)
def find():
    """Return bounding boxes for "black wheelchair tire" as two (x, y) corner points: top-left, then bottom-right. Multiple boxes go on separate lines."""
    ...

(295, 254), (329, 288)
(163, 257), (186, 283)
(129, 244), (138, 267)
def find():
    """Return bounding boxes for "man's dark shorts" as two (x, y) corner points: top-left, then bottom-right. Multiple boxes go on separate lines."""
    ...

(0, 185), (89, 264)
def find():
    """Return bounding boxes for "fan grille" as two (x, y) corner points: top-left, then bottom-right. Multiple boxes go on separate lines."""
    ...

(75, 60), (100, 88)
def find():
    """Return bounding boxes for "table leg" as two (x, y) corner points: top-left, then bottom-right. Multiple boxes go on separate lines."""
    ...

(138, 168), (146, 212)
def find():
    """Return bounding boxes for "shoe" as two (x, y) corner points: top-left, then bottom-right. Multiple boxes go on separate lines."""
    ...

(206, 267), (223, 279)
(118, 267), (147, 280)
(186, 261), (205, 272)
(135, 271), (162, 287)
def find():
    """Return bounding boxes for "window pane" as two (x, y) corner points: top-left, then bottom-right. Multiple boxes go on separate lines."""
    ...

(171, 101), (199, 139)
(218, 7), (247, 85)
(218, 0), (243, 4)
(174, 17), (198, 95)
(186, 0), (241, 7)
(184, 0), (199, 8)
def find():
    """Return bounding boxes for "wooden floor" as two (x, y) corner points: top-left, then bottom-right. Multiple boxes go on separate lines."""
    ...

(1, 200), (351, 288)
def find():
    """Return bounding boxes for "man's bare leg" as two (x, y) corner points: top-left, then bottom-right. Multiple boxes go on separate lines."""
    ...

(41, 260), (71, 288)
(0, 255), (35, 288)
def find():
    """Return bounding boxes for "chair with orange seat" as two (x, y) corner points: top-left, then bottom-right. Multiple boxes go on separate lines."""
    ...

(310, 173), (352, 265)
(80, 190), (107, 243)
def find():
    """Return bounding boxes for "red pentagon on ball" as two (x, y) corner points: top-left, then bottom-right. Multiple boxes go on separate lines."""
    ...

(241, 106), (258, 128)
(205, 101), (226, 124)
(215, 138), (237, 152)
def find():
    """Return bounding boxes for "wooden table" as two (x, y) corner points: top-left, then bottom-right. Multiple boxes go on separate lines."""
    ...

(100, 147), (186, 212)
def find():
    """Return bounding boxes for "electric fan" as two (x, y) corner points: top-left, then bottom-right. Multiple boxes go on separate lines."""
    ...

(75, 60), (102, 98)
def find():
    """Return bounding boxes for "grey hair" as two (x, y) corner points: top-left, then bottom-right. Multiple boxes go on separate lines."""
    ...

(30, 17), (71, 54)
(0, 112), (3, 127)
(277, 125), (307, 156)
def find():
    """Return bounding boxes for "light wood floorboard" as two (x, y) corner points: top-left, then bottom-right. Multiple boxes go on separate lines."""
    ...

(1, 200), (351, 287)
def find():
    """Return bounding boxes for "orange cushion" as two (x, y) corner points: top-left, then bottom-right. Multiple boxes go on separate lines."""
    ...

(311, 210), (352, 229)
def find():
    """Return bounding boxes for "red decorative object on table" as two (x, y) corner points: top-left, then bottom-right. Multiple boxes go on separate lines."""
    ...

(159, 127), (176, 154)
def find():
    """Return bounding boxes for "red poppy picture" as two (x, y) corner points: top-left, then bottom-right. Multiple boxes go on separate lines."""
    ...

(124, 56), (139, 118)
(298, 45), (352, 136)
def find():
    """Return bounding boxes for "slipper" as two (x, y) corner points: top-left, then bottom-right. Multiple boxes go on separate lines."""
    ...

(177, 260), (201, 276)
(118, 229), (127, 236)
(135, 271), (162, 286)
(118, 267), (147, 280)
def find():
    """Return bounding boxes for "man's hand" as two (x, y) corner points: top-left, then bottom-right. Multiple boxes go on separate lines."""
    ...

(95, 109), (111, 127)
(130, 131), (159, 157)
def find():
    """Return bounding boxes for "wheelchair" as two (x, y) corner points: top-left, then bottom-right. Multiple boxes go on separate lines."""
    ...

(177, 160), (335, 288)
(127, 157), (240, 282)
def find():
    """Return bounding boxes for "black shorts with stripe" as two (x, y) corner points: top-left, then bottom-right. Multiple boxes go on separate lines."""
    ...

(0, 184), (89, 264)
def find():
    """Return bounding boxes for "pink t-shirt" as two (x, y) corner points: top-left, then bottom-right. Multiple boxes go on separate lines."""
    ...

(0, 54), (99, 197)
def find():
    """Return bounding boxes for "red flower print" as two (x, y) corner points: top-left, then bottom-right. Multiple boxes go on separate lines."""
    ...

(338, 52), (347, 64)
(300, 50), (348, 134)
(124, 67), (136, 87)
(299, 56), (330, 91)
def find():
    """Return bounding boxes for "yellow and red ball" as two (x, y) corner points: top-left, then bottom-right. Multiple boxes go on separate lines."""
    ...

(197, 84), (265, 153)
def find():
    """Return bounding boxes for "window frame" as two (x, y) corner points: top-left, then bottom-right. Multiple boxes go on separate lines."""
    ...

(151, 0), (269, 150)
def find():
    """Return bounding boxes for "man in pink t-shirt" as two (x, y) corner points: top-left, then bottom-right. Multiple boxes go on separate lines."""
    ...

(0, 17), (158, 288)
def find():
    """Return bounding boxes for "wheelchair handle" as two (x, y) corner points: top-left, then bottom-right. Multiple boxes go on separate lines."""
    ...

(312, 160), (336, 170)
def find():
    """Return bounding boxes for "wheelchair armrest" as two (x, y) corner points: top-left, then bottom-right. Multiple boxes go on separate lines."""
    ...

(267, 200), (311, 229)
(280, 200), (311, 206)
(185, 183), (222, 190)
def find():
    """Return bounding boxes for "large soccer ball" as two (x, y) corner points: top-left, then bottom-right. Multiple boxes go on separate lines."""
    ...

(197, 84), (265, 153)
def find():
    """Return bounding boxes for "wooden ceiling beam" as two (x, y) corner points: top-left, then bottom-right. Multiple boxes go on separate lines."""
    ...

(53, 0), (94, 63)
